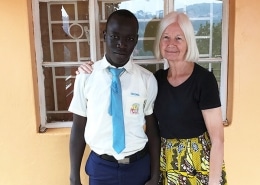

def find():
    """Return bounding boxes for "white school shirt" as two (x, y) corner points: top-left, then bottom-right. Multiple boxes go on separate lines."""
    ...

(69, 56), (158, 160)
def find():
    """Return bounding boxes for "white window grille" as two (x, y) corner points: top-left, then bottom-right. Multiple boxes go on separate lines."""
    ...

(172, 0), (229, 125)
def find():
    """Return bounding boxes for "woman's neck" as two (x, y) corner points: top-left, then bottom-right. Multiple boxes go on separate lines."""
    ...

(167, 61), (194, 87)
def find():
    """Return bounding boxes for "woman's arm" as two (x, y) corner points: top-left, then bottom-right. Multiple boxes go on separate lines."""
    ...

(76, 61), (94, 75)
(202, 107), (224, 185)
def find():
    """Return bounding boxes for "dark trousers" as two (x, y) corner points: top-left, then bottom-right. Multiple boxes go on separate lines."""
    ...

(85, 151), (151, 185)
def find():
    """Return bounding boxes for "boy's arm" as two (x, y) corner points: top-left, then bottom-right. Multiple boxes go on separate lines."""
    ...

(145, 113), (160, 185)
(69, 114), (87, 185)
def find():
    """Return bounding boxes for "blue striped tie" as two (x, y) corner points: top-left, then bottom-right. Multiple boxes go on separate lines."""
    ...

(108, 67), (125, 153)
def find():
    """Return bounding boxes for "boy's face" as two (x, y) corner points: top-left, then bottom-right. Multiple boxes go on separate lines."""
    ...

(104, 15), (138, 67)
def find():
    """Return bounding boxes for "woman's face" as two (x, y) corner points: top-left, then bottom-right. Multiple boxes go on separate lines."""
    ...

(159, 22), (187, 62)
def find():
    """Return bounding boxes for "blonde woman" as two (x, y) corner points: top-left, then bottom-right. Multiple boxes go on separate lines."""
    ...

(153, 11), (227, 185)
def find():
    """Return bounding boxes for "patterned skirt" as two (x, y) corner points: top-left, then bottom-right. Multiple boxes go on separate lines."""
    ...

(158, 132), (227, 185)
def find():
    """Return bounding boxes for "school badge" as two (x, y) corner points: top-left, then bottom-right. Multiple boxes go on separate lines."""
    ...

(130, 103), (139, 114)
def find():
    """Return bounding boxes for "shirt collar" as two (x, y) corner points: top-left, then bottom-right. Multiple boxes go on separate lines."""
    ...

(100, 55), (134, 73)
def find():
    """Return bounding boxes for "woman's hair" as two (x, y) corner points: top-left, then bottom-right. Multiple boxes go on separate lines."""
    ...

(154, 11), (199, 62)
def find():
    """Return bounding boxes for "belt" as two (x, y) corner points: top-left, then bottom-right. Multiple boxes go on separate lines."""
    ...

(97, 146), (148, 164)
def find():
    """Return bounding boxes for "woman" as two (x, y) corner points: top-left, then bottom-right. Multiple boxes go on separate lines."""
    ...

(77, 11), (227, 185)
(154, 12), (227, 185)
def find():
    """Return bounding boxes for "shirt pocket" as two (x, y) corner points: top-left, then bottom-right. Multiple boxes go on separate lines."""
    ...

(124, 96), (146, 117)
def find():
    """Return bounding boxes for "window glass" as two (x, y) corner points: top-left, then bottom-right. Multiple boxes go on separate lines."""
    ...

(174, 0), (223, 84)
(98, 0), (163, 61)
(39, 1), (89, 124)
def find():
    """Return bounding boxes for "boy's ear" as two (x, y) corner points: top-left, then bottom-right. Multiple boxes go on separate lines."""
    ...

(103, 30), (107, 40)
(136, 34), (139, 43)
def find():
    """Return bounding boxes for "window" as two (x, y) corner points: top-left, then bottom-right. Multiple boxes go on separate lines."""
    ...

(172, 0), (229, 125)
(32, 0), (229, 130)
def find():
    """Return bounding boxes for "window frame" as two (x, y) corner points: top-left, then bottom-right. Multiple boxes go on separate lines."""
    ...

(32, 0), (229, 130)
(171, 0), (229, 125)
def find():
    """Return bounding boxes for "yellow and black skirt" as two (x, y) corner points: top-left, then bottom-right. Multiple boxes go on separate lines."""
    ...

(158, 132), (227, 185)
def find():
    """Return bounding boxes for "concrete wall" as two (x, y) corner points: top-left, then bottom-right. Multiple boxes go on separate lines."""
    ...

(0, 0), (259, 184)
(0, 0), (89, 184)
(224, 0), (260, 184)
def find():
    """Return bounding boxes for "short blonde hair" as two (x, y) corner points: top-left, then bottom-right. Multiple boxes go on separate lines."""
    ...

(154, 11), (199, 62)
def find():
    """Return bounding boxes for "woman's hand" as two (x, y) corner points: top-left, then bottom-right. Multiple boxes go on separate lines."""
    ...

(76, 61), (94, 75)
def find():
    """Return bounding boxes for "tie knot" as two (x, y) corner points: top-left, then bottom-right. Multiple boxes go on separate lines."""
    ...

(109, 67), (125, 76)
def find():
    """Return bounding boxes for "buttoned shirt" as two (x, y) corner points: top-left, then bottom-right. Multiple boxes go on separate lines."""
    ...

(69, 56), (158, 160)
